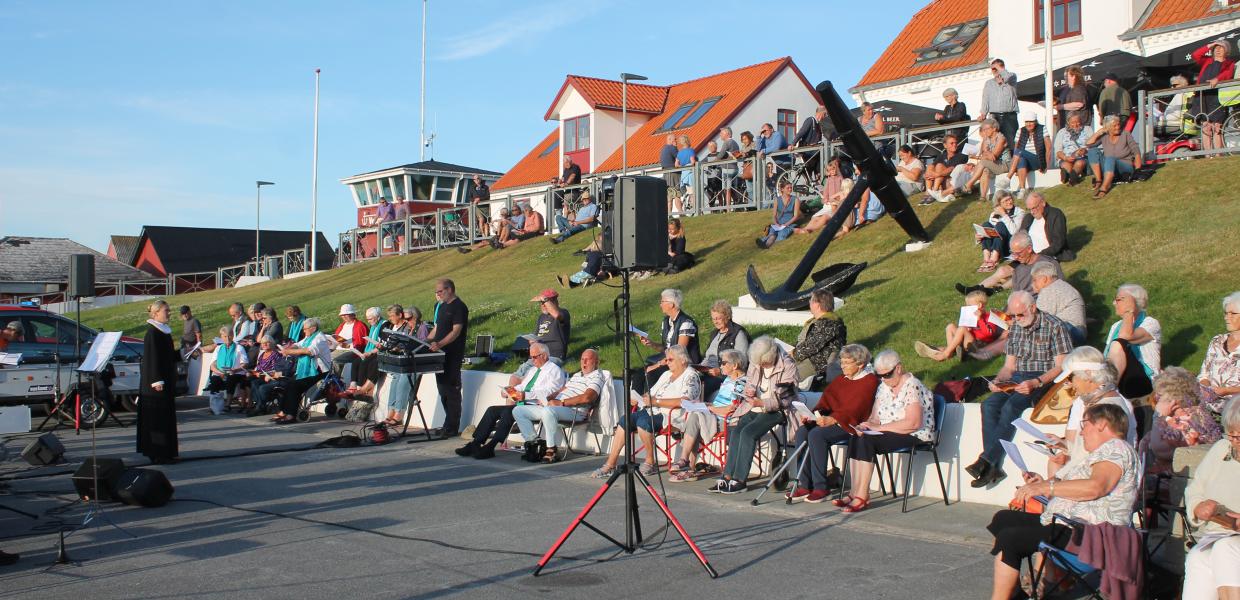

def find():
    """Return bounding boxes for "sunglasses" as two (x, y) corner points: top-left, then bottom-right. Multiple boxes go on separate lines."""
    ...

(876, 368), (897, 379)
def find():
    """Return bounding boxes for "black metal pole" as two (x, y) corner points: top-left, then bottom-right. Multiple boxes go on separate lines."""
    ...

(620, 268), (636, 552)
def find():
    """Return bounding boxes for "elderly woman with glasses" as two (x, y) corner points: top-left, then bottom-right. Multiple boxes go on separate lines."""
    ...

(1144, 366), (1224, 475)
(986, 403), (1139, 600)
(1182, 396), (1240, 600)
(1199, 291), (1240, 400)
(789, 344), (879, 503)
(710, 336), (799, 495)
(670, 348), (748, 482)
(835, 350), (934, 513)
(1104, 283), (1162, 399)
(247, 335), (293, 416)
(592, 345), (700, 479)
(634, 289), (700, 394)
(276, 317), (332, 424)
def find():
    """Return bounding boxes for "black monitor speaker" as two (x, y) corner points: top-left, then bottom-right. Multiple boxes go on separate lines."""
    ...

(115, 468), (175, 508)
(71, 457), (126, 502)
(21, 433), (65, 466)
(603, 176), (668, 270)
(68, 254), (95, 299)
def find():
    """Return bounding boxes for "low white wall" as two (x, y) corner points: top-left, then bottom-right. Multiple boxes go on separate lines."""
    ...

(192, 350), (1052, 507)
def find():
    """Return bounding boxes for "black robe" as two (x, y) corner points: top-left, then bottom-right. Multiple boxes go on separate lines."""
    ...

(138, 323), (179, 461)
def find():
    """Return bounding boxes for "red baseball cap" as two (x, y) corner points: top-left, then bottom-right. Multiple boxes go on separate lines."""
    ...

(530, 289), (559, 302)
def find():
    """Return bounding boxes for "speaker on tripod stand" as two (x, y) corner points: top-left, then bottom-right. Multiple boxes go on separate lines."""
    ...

(602, 176), (669, 270)
(68, 254), (95, 301)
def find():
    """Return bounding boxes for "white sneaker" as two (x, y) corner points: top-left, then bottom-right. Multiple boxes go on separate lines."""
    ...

(926, 189), (942, 201)
(938, 193), (955, 203)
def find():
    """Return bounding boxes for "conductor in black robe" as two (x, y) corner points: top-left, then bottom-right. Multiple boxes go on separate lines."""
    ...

(138, 300), (180, 464)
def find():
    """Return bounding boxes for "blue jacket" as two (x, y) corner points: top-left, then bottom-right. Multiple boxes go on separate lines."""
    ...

(756, 131), (786, 154)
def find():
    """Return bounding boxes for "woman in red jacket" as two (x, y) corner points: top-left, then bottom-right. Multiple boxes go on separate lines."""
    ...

(1193, 39), (1236, 153)
(788, 344), (879, 504)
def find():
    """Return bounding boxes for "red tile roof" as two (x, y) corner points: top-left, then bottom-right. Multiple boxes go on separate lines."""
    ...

(544, 76), (668, 120)
(496, 57), (815, 191)
(492, 129), (560, 191)
(854, 0), (989, 89)
(594, 57), (812, 172)
(1139, 0), (1240, 30)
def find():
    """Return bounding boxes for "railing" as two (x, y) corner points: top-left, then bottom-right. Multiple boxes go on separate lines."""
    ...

(1139, 77), (1240, 161)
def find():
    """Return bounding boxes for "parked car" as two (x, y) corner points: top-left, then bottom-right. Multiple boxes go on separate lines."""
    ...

(0, 305), (186, 411)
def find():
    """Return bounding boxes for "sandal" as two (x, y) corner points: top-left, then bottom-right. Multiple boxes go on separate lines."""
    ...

(540, 449), (561, 464)
(273, 416), (295, 425)
(589, 465), (615, 479)
(1093, 187), (1109, 199)
(841, 497), (870, 513)
(831, 494), (854, 508)
(669, 459), (691, 473)
(270, 413), (286, 422)
(670, 470), (701, 482)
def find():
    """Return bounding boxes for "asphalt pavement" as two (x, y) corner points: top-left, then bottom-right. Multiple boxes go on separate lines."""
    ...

(0, 399), (999, 599)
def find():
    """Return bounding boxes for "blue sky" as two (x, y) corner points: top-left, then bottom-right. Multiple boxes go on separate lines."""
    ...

(0, 0), (929, 253)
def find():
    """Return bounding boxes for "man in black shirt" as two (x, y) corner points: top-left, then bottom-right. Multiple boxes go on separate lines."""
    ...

(924, 133), (970, 204)
(530, 289), (570, 362)
(552, 157), (582, 210)
(429, 278), (469, 437)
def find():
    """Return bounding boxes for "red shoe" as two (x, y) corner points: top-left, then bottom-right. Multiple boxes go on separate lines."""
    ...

(831, 494), (854, 508)
(787, 487), (812, 502)
(841, 497), (870, 513)
(805, 490), (831, 504)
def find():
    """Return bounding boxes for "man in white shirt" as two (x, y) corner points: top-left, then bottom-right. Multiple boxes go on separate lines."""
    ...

(513, 348), (604, 462)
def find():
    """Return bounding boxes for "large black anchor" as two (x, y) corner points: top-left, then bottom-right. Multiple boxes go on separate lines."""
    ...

(746, 81), (932, 311)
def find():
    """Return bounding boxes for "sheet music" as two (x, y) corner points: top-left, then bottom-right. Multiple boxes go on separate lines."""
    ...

(1012, 417), (1053, 443)
(958, 305), (979, 328)
(791, 400), (814, 422)
(629, 389), (645, 409)
(627, 324), (649, 339)
(860, 429), (883, 436)
(988, 312), (1009, 330)
(1000, 439), (1029, 474)
(679, 400), (709, 414)
(0, 353), (20, 366)
(78, 332), (121, 373)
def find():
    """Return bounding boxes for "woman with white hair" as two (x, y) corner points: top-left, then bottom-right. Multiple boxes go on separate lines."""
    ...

(1103, 283), (1161, 399)
(202, 325), (250, 406)
(138, 300), (180, 464)
(1044, 346), (1138, 478)
(790, 344), (879, 503)
(1199, 291), (1240, 399)
(1182, 396), (1240, 600)
(934, 87), (970, 142)
(670, 348), (748, 483)
(1085, 115), (1142, 199)
(1145, 366), (1224, 474)
(709, 336), (799, 494)
(276, 317), (332, 424)
(962, 118), (1007, 201)
(835, 350), (934, 513)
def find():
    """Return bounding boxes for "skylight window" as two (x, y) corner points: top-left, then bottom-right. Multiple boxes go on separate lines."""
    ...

(676, 96), (722, 129)
(537, 138), (559, 158)
(914, 18), (986, 64)
(655, 101), (698, 133)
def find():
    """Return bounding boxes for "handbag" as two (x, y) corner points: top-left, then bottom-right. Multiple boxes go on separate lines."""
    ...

(741, 160), (754, 180)
(1029, 380), (1073, 425)
(345, 400), (373, 422)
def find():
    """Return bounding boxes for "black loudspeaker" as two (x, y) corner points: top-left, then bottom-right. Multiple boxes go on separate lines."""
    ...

(21, 433), (65, 465)
(67, 254), (95, 299)
(71, 458), (126, 502)
(604, 176), (668, 270)
(114, 468), (174, 508)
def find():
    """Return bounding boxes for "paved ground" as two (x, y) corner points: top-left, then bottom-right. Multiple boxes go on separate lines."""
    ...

(1, 399), (1001, 599)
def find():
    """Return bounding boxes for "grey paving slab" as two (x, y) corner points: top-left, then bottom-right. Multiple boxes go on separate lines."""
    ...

(1, 401), (998, 599)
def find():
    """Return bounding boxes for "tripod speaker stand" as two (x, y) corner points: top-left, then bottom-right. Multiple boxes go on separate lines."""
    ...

(533, 177), (716, 578)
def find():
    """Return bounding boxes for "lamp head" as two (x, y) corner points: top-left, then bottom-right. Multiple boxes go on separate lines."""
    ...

(257, 181), (274, 187)
(620, 72), (648, 82)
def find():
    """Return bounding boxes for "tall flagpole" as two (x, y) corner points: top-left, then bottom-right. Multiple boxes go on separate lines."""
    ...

(420, 0), (427, 161)
(311, 68), (321, 271)
(1043, 0), (1055, 141)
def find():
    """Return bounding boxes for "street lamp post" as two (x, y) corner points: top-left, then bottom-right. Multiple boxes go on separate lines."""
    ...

(255, 181), (274, 270)
(620, 72), (648, 176)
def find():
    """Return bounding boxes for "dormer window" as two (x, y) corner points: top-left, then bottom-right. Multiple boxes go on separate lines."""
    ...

(1034, 0), (1082, 43)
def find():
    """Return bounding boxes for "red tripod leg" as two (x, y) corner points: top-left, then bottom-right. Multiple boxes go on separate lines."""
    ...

(637, 473), (719, 578)
(533, 471), (623, 576)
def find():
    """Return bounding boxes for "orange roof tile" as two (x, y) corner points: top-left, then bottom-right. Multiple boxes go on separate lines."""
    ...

(492, 129), (560, 191)
(544, 76), (668, 120)
(1139, 0), (1240, 30)
(593, 57), (812, 172)
(854, 0), (989, 89)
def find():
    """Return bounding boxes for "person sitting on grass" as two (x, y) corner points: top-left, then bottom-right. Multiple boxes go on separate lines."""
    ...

(914, 290), (1002, 362)
(1086, 115), (1142, 199)
(789, 344), (879, 503)
(835, 349), (935, 513)
(710, 336), (799, 494)
(511, 348), (606, 463)
(962, 231), (1063, 296)
(1004, 112), (1047, 199)
(591, 345), (701, 479)
(497, 203), (543, 248)
(203, 326), (250, 408)
(924, 133), (969, 203)
(550, 190), (598, 244)
(795, 178), (854, 237)
(962, 118), (1008, 202)
(1030, 261), (1087, 344)
(670, 349), (748, 483)
(664, 218), (694, 275)
(893, 144), (925, 199)
(756, 181), (801, 249)
(1104, 283), (1162, 399)
(1054, 113), (1092, 186)
(974, 190), (1024, 273)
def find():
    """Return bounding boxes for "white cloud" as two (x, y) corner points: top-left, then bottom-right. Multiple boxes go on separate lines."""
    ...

(437, 0), (608, 61)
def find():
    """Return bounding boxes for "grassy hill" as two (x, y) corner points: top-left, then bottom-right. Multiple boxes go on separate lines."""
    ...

(83, 157), (1240, 385)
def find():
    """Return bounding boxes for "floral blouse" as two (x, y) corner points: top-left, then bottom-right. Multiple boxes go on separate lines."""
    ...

(1041, 438), (1139, 526)
(1198, 333), (1240, 389)
(649, 368), (702, 417)
(872, 375), (935, 442)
